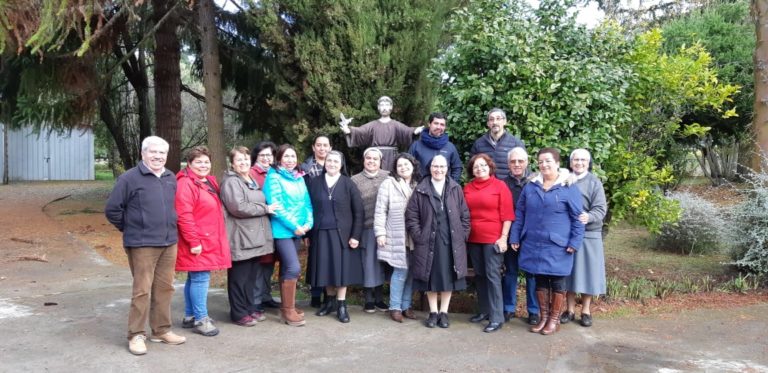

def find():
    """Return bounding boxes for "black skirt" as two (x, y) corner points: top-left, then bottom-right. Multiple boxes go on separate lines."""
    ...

(309, 229), (364, 287)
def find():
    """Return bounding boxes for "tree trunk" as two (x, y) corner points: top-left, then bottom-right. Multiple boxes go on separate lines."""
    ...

(753, 0), (768, 170)
(198, 0), (226, 179)
(99, 96), (134, 171)
(115, 33), (152, 142)
(152, 0), (183, 172)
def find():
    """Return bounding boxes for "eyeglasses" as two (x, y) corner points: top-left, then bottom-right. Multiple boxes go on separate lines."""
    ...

(571, 158), (589, 163)
(257, 153), (273, 158)
(431, 165), (447, 169)
(472, 163), (489, 170)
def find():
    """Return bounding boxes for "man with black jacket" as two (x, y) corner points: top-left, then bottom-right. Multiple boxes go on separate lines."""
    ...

(105, 136), (185, 355)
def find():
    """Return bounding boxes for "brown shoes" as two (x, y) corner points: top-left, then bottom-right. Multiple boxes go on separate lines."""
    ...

(390, 310), (404, 323)
(149, 331), (186, 345)
(403, 308), (417, 320)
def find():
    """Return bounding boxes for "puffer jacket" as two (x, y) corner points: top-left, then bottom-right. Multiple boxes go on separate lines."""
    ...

(262, 166), (313, 239)
(509, 169), (584, 276)
(220, 170), (274, 261)
(175, 168), (232, 271)
(405, 177), (471, 282)
(470, 132), (525, 179)
(374, 177), (415, 269)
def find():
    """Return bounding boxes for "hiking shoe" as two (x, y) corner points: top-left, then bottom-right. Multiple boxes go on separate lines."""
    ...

(194, 317), (220, 336)
(150, 331), (186, 345)
(235, 315), (258, 327)
(363, 302), (376, 313)
(250, 310), (267, 322)
(182, 316), (195, 329)
(128, 335), (147, 355)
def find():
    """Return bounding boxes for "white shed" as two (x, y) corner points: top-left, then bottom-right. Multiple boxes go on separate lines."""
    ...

(1, 124), (94, 181)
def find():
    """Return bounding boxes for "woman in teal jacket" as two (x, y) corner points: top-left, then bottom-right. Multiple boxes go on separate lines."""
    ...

(263, 144), (313, 327)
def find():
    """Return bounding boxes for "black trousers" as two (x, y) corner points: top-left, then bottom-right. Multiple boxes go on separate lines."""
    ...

(227, 257), (264, 321)
(468, 243), (505, 324)
(534, 274), (566, 293)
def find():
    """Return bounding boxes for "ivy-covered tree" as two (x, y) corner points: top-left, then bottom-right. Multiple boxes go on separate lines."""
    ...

(434, 0), (737, 232)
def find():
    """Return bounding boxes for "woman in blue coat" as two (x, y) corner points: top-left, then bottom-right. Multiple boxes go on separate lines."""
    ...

(509, 147), (584, 335)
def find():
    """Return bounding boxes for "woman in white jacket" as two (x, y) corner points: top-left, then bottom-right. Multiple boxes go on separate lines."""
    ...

(374, 153), (420, 322)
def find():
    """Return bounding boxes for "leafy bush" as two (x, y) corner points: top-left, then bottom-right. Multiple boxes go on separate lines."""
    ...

(728, 164), (768, 276)
(653, 192), (728, 255)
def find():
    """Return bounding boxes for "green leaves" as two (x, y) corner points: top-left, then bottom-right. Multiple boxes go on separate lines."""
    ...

(434, 0), (736, 232)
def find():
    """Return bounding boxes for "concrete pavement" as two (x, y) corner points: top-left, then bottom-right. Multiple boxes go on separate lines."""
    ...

(0, 182), (766, 372)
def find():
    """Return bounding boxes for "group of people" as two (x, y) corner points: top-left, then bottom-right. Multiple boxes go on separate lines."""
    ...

(105, 98), (607, 356)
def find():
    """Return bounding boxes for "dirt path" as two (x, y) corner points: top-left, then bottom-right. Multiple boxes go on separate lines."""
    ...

(1, 182), (767, 372)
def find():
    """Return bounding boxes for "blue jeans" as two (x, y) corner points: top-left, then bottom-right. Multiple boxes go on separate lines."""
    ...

(389, 267), (413, 311)
(184, 271), (211, 320)
(275, 238), (301, 280)
(502, 250), (539, 315)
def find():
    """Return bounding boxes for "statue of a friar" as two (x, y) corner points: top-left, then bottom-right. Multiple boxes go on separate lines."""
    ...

(339, 96), (423, 172)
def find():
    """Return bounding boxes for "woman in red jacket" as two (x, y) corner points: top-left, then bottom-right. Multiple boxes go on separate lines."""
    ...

(463, 153), (514, 333)
(176, 146), (232, 337)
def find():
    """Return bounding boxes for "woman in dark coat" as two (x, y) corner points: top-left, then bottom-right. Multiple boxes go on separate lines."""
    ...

(509, 147), (584, 336)
(307, 151), (365, 323)
(405, 154), (471, 329)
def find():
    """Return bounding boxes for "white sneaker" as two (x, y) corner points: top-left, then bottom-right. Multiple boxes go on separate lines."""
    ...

(128, 335), (147, 355)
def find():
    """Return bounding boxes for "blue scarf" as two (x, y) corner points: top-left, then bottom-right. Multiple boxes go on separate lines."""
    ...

(420, 131), (449, 150)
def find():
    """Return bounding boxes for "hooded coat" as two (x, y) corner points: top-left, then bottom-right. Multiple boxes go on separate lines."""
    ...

(509, 169), (584, 276)
(175, 168), (232, 271)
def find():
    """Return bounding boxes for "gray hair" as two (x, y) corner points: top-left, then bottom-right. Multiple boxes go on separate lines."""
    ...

(570, 148), (591, 161)
(507, 146), (528, 161)
(141, 136), (169, 152)
(487, 108), (506, 120)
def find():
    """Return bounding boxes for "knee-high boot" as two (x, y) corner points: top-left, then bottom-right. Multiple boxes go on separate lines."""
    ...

(280, 279), (306, 326)
(541, 291), (565, 335)
(530, 289), (550, 333)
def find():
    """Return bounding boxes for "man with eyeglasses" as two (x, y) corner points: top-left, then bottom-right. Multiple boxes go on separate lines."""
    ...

(470, 108), (526, 179)
(500, 147), (540, 325)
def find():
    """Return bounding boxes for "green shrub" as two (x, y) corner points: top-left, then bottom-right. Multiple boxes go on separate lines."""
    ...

(653, 192), (728, 255)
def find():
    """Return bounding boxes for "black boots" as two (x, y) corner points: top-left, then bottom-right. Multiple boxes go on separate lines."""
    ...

(315, 297), (337, 317)
(336, 300), (350, 323)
